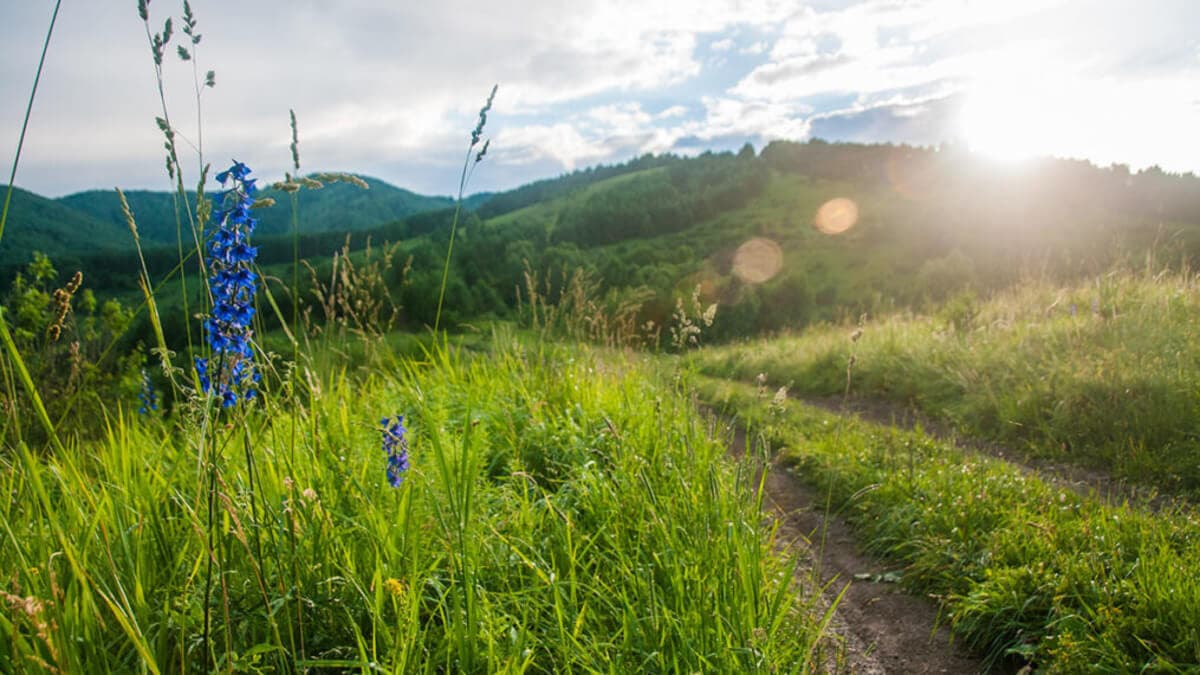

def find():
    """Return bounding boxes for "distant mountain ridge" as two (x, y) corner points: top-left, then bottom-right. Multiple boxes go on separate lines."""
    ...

(0, 173), (458, 267)
(0, 186), (130, 267)
(58, 174), (456, 241)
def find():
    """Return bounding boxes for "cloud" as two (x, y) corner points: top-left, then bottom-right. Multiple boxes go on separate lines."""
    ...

(494, 123), (610, 170)
(710, 38), (735, 52)
(0, 0), (796, 196)
(809, 94), (966, 146)
(1, 0), (1198, 197)
(742, 53), (854, 86)
(691, 97), (811, 142)
(489, 92), (815, 176)
(657, 105), (690, 119)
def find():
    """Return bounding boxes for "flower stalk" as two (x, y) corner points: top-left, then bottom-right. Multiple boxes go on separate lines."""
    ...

(195, 161), (260, 408)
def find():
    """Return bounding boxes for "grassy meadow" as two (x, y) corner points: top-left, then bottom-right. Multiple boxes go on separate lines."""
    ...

(688, 269), (1200, 670)
(2, 331), (842, 671)
(0, 6), (841, 671)
(692, 271), (1200, 497)
(694, 374), (1200, 671)
(5, 2), (1200, 673)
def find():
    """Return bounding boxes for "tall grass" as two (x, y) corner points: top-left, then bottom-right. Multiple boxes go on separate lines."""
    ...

(693, 270), (1200, 496)
(0, 1), (64, 458)
(1, 336), (834, 671)
(697, 374), (1200, 671)
(434, 85), (496, 334)
(0, 0), (61, 248)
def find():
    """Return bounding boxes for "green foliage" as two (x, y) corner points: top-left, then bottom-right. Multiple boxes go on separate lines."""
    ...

(19, 141), (1200, 351)
(59, 176), (453, 243)
(935, 289), (980, 333)
(915, 249), (976, 302)
(1, 252), (138, 446)
(693, 270), (1200, 495)
(554, 154), (768, 246)
(757, 271), (816, 333)
(0, 186), (127, 268)
(1, 339), (834, 671)
(697, 375), (1200, 671)
(474, 153), (684, 219)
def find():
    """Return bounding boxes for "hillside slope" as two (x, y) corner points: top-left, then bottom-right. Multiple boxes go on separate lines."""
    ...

(0, 186), (128, 267)
(58, 174), (454, 244)
(12, 140), (1200, 345)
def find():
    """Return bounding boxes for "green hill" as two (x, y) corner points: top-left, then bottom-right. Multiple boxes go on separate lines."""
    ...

(12, 140), (1200, 346)
(0, 186), (128, 268)
(414, 141), (1200, 339)
(478, 142), (1200, 333)
(57, 174), (455, 244)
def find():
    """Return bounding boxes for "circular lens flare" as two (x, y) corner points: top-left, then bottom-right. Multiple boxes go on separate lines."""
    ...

(732, 237), (783, 284)
(814, 198), (858, 235)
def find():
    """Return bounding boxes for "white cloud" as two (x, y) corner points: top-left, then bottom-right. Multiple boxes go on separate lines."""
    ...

(691, 97), (811, 142)
(1, 0), (1198, 196)
(494, 123), (610, 170)
(0, 0), (797, 195)
(657, 105), (690, 119)
(587, 103), (653, 133)
(733, 45), (956, 101)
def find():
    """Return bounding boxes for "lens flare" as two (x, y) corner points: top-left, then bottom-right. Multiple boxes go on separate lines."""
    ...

(732, 237), (783, 284)
(886, 154), (938, 202)
(814, 198), (858, 235)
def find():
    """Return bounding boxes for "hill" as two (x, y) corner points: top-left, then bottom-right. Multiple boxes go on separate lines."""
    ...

(0, 173), (456, 284)
(406, 141), (1200, 338)
(11, 140), (1200, 346)
(57, 174), (455, 244)
(0, 185), (129, 267)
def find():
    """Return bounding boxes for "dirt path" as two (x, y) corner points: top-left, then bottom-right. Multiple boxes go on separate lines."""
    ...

(800, 394), (1168, 508)
(723, 423), (994, 674)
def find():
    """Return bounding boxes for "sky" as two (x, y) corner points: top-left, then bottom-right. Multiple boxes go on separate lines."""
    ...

(1, 0), (1198, 198)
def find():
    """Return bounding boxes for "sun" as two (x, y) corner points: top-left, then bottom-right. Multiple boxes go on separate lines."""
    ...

(956, 45), (1193, 171)
(957, 48), (1075, 164)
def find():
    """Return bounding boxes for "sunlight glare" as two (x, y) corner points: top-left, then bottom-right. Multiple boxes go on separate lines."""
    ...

(958, 49), (1068, 163)
(957, 46), (1198, 169)
(732, 237), (783, 284)
(814, 198), (858, 235)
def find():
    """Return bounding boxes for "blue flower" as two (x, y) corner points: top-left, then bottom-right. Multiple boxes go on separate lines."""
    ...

(138, 368), (158, 415)
(194, 161), (260, 408)
(381, 415), (409, 488)
(215, 161), (252, 184)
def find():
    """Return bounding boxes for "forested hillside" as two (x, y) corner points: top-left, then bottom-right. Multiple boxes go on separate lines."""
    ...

(59, 175), (454, 242)
(10, 140), (1200, 349)
(374, 140), (1200, 337)
(0, 186), (129, 267)
(0, 174), (453, 270)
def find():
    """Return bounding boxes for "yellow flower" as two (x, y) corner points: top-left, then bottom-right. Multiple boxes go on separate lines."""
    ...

(384, 578), (406, 599)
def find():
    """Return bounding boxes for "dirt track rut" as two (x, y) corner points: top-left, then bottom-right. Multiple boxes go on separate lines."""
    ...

(723, 423), (993, 674)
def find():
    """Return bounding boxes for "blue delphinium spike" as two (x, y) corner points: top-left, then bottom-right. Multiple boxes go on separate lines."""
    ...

(138, 368), (158, 415)
(381, 416), (409, 487)
(194, 161), (260, 407)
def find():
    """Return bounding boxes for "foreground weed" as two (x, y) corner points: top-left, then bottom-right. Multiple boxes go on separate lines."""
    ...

(434, 85), (496, 333)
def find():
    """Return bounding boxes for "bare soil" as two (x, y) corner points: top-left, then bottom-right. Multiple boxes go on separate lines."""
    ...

(722, 422), (994, 674)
